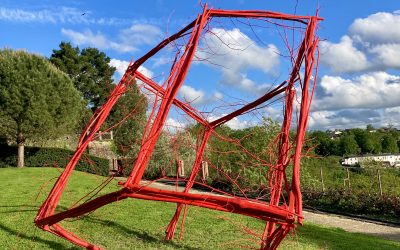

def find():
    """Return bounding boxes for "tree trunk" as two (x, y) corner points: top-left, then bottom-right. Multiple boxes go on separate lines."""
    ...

(17, 132), (25, 168)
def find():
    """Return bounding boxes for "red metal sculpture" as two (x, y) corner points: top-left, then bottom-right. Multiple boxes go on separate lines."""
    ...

(35, 6), (321, 250)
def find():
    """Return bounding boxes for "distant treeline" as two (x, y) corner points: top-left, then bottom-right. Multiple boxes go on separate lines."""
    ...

(308, 125), (400, 156)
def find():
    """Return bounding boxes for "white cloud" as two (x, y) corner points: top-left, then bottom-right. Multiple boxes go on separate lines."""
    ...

(119, 24), (162, 45)
(109, 58), (154, 79)
(313, 72), (400, 111)
(196, 28), (279, 94)
(349, 11), (400, 44)
(264, 106), (283, 122)
(308, 111), (357, 130)
(0, 6), (128, 25)
(320, 36), (369, 73)
(207, 114), (254, 130)
(164, 117), (189, 134)
(109, 58), (130, 76)
(382, 107), (400, 127)
(368, 43), (400, 69)
(321, 11), (400, 73)
(178, 85), (222, 106)
(226, 117), (253, 130)
(179, 85), (205, 104)
(61, 29), (135, 53)
(61, 23), (162, 54)
(311, 10), (400, 129)
(137, 65), (154, 79)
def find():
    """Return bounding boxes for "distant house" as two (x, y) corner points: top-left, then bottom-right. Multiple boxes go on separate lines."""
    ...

(328, 129), (343, 139)
(341, 154), (400, 168)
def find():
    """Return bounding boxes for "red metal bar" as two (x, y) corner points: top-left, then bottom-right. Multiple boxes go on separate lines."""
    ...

(36, 186), (294, 228)
(209, 9), (323, 22)
(125, 7), (211, 187)
(210, 81), (287, 128)
(165, 128), (212, 240)
(134, 71), (210, 127)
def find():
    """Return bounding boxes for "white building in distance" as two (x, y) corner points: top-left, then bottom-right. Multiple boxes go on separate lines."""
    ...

(341, 154), (400, 168)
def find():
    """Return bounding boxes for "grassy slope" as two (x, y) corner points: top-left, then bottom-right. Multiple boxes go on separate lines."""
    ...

(0, 168), (399, 250)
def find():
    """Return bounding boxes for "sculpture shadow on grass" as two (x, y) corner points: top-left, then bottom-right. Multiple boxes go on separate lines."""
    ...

(82, 216), (203, 250)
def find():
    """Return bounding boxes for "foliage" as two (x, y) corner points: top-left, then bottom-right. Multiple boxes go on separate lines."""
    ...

(51, 43), (148, 157)
(0, 144), (109, 176)
(50, 42), (116, 111)
(0, 49), (84, 166)
(145, 132), (175, 179)
(106, 81), (148, 157)
(303, 188), (400, 222)
(309, 125), (400, 156)
(382, 134), (399, 153)
(339, 134), (360, 155)
(205, 118), (280, 192)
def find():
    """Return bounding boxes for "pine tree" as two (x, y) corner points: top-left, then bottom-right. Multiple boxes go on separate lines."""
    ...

(0, 49), (84, 167)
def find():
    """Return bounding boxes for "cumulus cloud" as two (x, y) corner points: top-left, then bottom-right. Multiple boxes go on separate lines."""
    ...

(109, 59), (130, 76)
(321, 10), (400, 73)
(309, 111), (359, 130)
(61, 23), (161, 53)
(196, 28), (279, 94)
(382, 107), (400, 127)
(368, 43), (400, 69)
(61, 29), (135, 53)
(320, 36), (369, 73)
(109, 58), (154, 78)
(313, 72), (400, 111)
(206, 114), (255, 130)
(349, 11), (400, 44)
(178, 85), (222, 106)
(119, 24), (162, 45)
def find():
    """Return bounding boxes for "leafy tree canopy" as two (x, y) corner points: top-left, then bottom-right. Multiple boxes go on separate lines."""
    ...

(50, 42), (116, 111)
(0, 49), (84, 166)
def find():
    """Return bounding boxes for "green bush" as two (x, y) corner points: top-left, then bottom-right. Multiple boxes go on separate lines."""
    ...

(0, 145), (109, 176)
(302, 187), (400, 222)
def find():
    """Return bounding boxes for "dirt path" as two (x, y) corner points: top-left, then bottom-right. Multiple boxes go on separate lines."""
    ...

(141, 180), (400, 242)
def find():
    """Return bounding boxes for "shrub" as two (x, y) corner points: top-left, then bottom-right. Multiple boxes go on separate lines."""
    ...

(302, 187), (400, 221)
(0, 144), (109, 176)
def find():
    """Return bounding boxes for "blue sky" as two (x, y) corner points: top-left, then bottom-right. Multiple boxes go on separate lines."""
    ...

(1, 1), (400, 131)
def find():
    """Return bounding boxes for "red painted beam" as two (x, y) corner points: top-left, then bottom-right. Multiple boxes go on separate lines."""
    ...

(134, 71), (210, 127)
(36, 186), (295, 228)
(210, 81), (287, 128)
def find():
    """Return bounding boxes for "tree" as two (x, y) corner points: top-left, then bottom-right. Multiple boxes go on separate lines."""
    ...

(310, 130), (340, 156)
(50, 42), (116, 111)
(339, 135), (360, 155)
(107, 80), (148, 157)
(0, 49), (83, 167)
(352, 129), (374, 154)
(366, 124), (375, 131)
(381, 135), (399, 153)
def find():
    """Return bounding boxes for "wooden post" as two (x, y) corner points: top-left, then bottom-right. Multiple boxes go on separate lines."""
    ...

(110, 130), (113, 140)
(201, 161), (209, 180)
(320, 166), (325, 192)
(346, 167), (351, 190)
(177, 159), (185, 177)
(377, 169), (383, 196)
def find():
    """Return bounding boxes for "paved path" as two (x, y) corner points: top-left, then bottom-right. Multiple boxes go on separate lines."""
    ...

(141, 180), (400, 242)
(303, 210), (400, 242)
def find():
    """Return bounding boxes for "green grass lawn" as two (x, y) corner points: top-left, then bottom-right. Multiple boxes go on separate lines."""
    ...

(0, 168), (399, 250)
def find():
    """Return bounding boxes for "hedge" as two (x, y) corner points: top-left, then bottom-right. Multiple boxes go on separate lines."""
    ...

(302, 187), (400, 222)
(0, 144), (110, 176)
